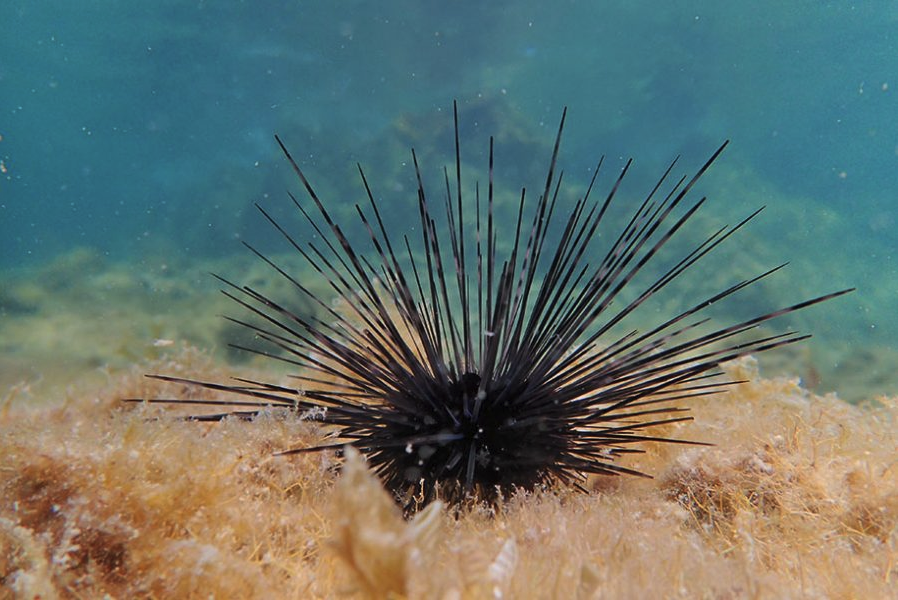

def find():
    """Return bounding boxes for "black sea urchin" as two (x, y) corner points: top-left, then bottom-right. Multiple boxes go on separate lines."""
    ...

(136, 102), (851, 510)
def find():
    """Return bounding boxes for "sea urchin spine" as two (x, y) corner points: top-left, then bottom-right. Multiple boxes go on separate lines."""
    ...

(133, 102), (852, 511)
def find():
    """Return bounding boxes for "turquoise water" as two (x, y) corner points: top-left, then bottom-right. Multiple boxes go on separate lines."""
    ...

(1, 2), (895, 400)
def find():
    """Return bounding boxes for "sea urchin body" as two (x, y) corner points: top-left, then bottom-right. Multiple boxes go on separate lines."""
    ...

(136, 102), (851, 511)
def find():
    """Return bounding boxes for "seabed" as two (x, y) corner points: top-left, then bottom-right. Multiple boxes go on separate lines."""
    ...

(1, 254), (896, 597)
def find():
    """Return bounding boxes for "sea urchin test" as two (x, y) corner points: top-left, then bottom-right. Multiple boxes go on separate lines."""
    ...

(132, 102), (852, 513)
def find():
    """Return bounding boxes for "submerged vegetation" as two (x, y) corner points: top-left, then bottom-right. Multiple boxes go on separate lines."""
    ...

(1, 350), (895, 597)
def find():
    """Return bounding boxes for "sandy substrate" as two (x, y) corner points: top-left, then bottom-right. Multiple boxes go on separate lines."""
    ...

(1, 351), (895, 599)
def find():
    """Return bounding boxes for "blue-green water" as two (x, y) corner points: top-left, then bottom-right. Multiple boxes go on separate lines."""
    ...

(1, 2), (895, 401)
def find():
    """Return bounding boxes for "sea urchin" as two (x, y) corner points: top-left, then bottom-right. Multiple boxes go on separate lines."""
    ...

(135, 102), (851, 511)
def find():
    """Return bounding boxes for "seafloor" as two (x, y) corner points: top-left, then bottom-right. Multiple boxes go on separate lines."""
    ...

(1, 345), (895, 598)
(0, 247), (896, 597)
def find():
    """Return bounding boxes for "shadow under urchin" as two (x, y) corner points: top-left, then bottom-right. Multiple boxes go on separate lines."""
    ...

(132, 102), (852, 512)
